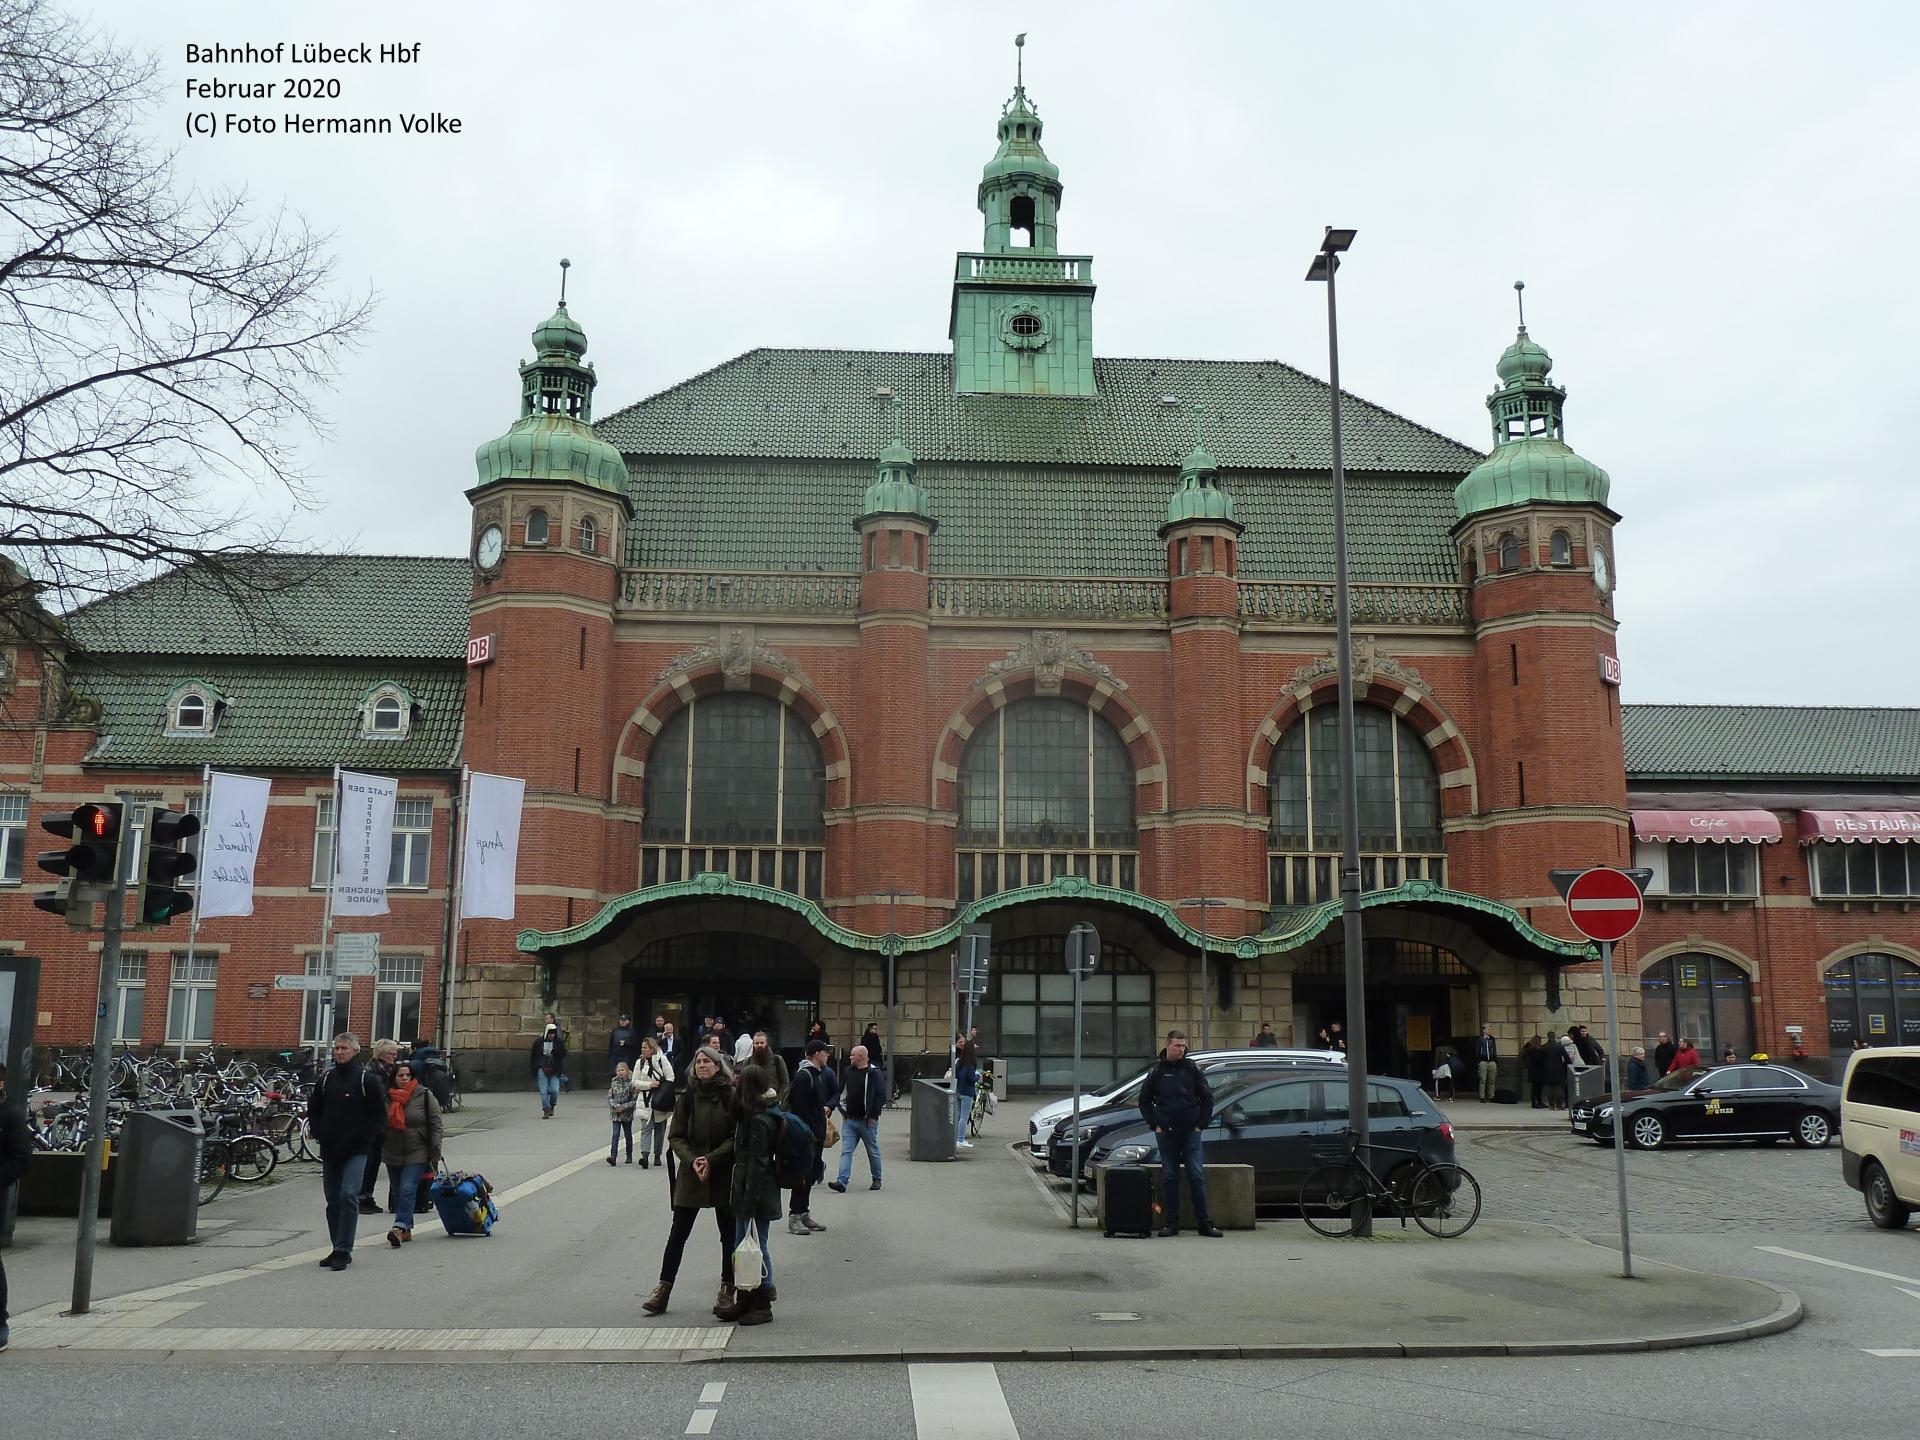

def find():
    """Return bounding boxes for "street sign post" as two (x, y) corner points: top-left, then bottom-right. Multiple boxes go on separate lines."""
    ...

(334, 932), (379, 978)
(957, 924), (990, 1052)
(1551, 865), (1653, 1281)
(1065, 922), (1099, 1228)
(273, 974), (331, 991)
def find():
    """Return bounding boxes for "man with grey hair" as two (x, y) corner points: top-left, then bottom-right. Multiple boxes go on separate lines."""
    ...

(310, 1033), (387, 1271)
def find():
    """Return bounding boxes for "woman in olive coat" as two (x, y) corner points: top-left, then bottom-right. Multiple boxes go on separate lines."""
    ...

(641, 1046), (736, 1318)
(718, 1064), (782, 1326)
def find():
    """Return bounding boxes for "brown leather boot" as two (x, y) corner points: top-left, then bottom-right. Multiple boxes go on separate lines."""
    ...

(737, 1287), (773, 1326)
(640, 1282), (672, 1316)
(712, 1283), (744, 1321)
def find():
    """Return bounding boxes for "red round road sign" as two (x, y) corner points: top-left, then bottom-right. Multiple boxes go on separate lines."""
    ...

(1564, 866), (1645, 943)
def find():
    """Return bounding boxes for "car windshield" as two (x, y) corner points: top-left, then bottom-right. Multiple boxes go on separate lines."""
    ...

(1648, 1066), (1709, 1093)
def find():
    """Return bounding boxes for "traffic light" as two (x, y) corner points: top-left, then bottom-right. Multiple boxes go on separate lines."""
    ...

(34, 801), (125, 923)
(136, 805), (200, 926)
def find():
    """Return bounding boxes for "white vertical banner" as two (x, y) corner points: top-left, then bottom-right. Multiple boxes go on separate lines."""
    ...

(460, 771), (525, 920)
(333, 771), (398, 916)
(198, 771), (273, 918)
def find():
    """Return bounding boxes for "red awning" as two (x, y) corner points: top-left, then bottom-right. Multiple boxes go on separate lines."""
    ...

(1798, 810), (1920, 844)
(1631, 810), (1782, 844)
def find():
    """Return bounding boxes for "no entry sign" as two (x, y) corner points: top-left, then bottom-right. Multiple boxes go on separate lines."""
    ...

(1564, 867), (1645, 943)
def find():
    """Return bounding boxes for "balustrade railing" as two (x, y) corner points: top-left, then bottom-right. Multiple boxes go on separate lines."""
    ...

(619, 569), (860, 614)
(956, 252), (1093, 284)
(931, 574), (1168, 620)
(1239, 580), (1468, 627)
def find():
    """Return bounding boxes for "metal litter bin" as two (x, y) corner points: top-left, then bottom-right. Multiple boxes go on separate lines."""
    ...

(110, 1108), (202, 1246)
(909, 1078), (957, 1161)
(1568, 1063), (1609, 1103)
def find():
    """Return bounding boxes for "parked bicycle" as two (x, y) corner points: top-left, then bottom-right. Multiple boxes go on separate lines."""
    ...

(1298, 1127), (1482, 1239)
(967, 1066), (997, 1138)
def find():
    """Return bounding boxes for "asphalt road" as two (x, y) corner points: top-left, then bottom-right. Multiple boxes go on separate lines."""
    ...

(4, 1115), (1915, 1438)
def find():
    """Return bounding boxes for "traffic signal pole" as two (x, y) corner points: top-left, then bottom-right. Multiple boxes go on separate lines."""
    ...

(1600, 938), (1633, 1279)
(71, 857), (128, 1316)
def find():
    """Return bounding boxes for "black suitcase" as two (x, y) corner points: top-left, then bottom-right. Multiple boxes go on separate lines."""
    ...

(1102, 1165), (1156, 1238)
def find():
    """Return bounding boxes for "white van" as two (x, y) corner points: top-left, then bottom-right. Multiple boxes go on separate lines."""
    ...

(1840, 1045), (1920, 1230)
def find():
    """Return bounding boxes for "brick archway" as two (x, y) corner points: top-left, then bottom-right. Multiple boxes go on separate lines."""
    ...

(612, 669), (851, 815)
(1244, 673), (1478, 817)
(930, 669), (1168, 816)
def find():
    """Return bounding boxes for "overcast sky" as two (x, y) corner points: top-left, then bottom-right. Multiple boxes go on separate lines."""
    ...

(103, 1), (1919, 706)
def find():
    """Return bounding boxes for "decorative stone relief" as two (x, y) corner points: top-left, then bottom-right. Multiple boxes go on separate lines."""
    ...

(1288, 634), (1428, 696)
(977, 629), (1124, 696)
(656, 626), (809, 693)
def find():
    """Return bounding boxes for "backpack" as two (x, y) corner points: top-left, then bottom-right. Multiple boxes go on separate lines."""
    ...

(767, 1107), (817, 1188)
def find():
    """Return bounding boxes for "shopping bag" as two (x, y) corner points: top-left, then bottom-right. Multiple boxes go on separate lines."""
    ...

(732, 1233), (764, 1290)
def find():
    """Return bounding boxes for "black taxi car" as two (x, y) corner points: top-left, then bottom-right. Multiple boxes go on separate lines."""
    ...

(1572, 1063), (1840, 1149)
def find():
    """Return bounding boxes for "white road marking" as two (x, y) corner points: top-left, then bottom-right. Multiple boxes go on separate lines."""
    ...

(6, 1323), (728, 1355)
(1755, 1244), (1920, 1287)
(700, 1382), (727, 1403)
(909, 1363), (1021, 1440)
(1864, 1349), (1920, 1358)
(1901, 1287), (1920, 1303)
(686, 1411), (717, 1436)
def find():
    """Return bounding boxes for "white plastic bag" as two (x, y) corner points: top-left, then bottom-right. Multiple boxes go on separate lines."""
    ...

(732, 1233), (764, 1290)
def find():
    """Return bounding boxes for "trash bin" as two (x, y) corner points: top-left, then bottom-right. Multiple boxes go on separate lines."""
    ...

(111, 1109), (202, 1246)
(988, 1059), (1007, 1103)
(1568, 1063), (1609, 1103)
(909, 1078), (957, 1162)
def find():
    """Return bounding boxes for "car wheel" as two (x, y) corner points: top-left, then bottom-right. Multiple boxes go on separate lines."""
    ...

(1628, 1113), (1665, 1150)
(1791, 1112), (1832, 1148)
(1863, 1162), (1914, 1231)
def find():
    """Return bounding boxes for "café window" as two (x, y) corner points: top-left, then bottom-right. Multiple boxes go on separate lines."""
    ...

(1812, 842), (1920, 900)
(1665, 843), (1758, 898)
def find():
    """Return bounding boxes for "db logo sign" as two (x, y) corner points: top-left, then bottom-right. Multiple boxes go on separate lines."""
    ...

(1598, 653), (1622, 687)
(466, 633), (496, 667)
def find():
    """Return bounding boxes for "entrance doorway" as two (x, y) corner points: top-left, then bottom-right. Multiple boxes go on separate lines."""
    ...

(1289, 939), (1478, 1079)
(623, 932), (820, 1068)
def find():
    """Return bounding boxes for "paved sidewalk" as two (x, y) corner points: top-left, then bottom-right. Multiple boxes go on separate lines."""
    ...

(1, 1092), (1795, 1363)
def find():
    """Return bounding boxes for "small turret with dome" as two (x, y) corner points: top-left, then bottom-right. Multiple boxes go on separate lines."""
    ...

(1454, 283), (1611, 519)
(857, 398), (934, 526)
(472, 260), (630, 498)
(1161, 406), (1240, 531)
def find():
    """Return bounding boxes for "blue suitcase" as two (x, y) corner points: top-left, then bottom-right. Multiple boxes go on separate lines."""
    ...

(430, 1170), (498, 1237)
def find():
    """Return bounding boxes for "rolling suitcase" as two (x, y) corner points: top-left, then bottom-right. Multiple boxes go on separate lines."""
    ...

(1102, 1164), (1156, 1238)
(430, 1169), (498, 1237)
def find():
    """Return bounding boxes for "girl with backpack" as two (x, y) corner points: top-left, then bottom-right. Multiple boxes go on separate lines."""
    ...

(642, 1046), (736, 1320)
(717, 1063), (781, 1327)
(634, 1036), (674, 1170)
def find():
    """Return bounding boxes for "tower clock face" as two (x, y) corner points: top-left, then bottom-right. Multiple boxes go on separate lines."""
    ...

(475, 523), (504, 571)
(1593, 549), (1611, 595)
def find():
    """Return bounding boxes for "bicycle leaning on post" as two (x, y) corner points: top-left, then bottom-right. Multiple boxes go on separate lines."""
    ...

(1297, 1126), (1482, 1239)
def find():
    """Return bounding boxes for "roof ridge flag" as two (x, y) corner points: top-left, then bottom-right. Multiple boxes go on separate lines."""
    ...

(197, 771), (272, 918)
(333, 771), (398, 916)
(460, 771), (525, 920)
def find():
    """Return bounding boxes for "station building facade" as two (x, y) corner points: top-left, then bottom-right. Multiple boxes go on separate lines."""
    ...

(5, 73), (1918, 1089)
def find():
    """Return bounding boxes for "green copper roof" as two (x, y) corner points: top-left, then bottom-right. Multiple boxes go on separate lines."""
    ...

(858, 409), (931, 522)
(474, 413), (630, 496)
(1163, 407), (1237, 528)
(1455, 326), (1609, 519)
(66, 556), (471, 659)
(1624, 705), (1920, 781)
(531, 301), (587, 359)
(1496, 328), (1552, 385)
(68, 659), (463, 771)
(599, 349), (1481, 472)
(982, 88), (1060, 186)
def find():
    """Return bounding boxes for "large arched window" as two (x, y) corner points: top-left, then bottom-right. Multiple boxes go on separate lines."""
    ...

(1267, 704), (1445, 906)
(641, 694), (825, 900)
(955, 697), (1136, 901)
(1824, 952), (1920, 1050)
(1640, 953), (1753, 1059)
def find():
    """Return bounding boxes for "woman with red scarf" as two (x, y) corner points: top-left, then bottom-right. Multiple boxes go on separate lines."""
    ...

(381, 1059), (444, 1247)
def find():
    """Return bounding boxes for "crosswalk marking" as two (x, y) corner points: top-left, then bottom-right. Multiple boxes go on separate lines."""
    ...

(1754, 1244), (1920, 1287)
(909, 1363), (1021, 1440)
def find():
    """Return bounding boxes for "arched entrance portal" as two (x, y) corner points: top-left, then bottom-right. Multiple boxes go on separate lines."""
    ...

(972, 937), (1155, 1089)
(1290, 939), (1478, 1079)
(622, 932), (820, 1063)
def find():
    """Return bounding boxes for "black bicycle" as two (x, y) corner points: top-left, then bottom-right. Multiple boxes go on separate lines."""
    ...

(1298, 1127), (1482, 1239)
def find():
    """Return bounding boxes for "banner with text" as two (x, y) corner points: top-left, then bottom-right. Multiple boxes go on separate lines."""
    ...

(460, 771), (525, 919)
(333, 771), (398, 916)
(198, 771), (273, 918)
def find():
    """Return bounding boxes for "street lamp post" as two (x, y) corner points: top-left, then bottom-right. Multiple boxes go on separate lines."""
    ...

(1176, 896), (1229, 1050)
(1306, 225), (1371, 1235)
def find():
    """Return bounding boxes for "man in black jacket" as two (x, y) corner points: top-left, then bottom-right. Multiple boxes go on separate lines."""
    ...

(1652, 1030), (1677, 1077)
(609, 1013), (641, 1079)
(1474, 1025), (1500, 1102)
(1138, 1031), (1223, 1238)
(1, 1075), (33, 1351)
(830, 1043), (885, 1193)
(310, 1033), (388, 1271)
(783, 1039), (831, 1236)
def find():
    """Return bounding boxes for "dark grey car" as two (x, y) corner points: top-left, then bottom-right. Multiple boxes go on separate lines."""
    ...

(1085, 1073), (1455, 1205)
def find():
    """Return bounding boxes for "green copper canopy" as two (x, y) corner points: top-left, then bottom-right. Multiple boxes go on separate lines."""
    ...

(473, 275), (629, 498)
(1162, 407), (1239, 529)
(856, 404), (933, 525)
(1455, 323), (1610, 519)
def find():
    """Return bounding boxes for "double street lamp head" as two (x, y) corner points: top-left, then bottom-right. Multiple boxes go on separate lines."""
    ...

(1305, 226), (1357, 282)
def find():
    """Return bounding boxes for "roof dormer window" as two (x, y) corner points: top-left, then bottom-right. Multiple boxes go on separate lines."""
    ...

(359, 683), (416, 741)
(164, 682), (224, 737)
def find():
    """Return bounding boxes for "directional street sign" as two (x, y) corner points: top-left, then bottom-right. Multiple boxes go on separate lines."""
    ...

(273, 974), (330, 991)
(957, 923), (991, 997)
(1563, 866), (1646, 944)
(334, 932), (380, 977)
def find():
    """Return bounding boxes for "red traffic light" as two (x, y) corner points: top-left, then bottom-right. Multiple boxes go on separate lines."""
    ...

(81, 803), (111, 837)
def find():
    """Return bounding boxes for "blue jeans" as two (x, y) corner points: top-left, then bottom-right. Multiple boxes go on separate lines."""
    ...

(321, 1151), (369, 1254)
(838, 1116), (881, 1184)
(536, 1071), (561, 1111)
(956, 1093), (975, 1141)
(733, 1215), (774, 1289)
(1155, 1127), (1211, 1228)
(385, 1160), (426, 1232)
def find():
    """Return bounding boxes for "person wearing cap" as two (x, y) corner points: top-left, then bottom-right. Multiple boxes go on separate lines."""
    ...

(609, 1012), (641, 1079)
(530, 1021), (567, 1118)
(783, 1038), (831, 1235)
